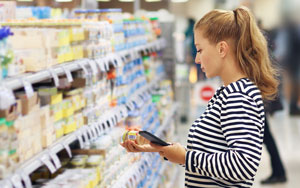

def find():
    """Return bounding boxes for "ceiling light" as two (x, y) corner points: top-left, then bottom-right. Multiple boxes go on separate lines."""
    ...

(17, 0), (33, 2)
(118, 0), (134, 2)
(171, 0), (188, 3)
(55, 0), (72, 2)
(97, 0), (110, 1)
(145, 0), (162, 2)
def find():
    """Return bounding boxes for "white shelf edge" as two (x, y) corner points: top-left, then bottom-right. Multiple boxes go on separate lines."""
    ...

(2, 38), (165, 91)
(0, 38), (167, 188)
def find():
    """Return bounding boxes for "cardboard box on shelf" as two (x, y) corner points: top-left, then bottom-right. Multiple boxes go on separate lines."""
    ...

(39, 93), (62, 106)
(0, 1), (16, 22)
(8, 34), (44, 49)
(14, 49), (48, 72)
(15, 92), (39, 115)
(71, 78), (86, 88)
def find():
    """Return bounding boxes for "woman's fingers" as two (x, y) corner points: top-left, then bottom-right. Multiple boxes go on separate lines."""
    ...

(127, 141), (137, 152)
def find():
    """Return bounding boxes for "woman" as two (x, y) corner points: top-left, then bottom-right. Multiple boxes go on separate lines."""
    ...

(121, 6), (278, 188)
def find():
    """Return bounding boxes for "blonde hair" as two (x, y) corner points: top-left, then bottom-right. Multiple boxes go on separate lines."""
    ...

(194, 6), (278, 100)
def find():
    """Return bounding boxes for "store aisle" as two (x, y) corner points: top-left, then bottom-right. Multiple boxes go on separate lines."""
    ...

(176, 99), (300, 188)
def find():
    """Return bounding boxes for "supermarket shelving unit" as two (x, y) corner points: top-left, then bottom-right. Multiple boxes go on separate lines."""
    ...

(0, 38), (180, 188)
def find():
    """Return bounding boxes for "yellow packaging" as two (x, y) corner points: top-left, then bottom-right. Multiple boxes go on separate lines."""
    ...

(63, 116), (76, 134)
(70, 155), (88, 168)
(62, 100), (74, 118)
(51, 93), (63, 105)
(55, 121), (64, 138)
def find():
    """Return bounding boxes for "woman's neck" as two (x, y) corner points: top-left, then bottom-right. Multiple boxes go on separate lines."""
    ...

(221, 58), (247, 86)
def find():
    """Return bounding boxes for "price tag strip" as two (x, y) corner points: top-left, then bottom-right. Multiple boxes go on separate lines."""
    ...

(48, 149), (62, 170)
(40, 154), (56, 174)
(76, 130), (84, 148)
(10, 174), (23, 188)
(18, 171), (32, 188)
(93, 122), (101, 136)
(61, 66), (73, 83)
(20, 79), (34, 98)
(77, 61), (89, 77)
(62, 142), (72, 158)
(96, 58), (106, 72)
(88, 59), (99, 75)
(48, 68), (60, 87)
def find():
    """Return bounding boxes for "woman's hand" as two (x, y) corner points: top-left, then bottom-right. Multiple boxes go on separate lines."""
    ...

(151, 142), (186, 165)
(120, 140), (162, 153)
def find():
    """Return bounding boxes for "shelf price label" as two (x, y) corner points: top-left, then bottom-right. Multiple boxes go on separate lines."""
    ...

(21, 79), (34, 98)
(62, 142), (72, 158)
(93, 123), (101, 136)
(81, 126), (89, 144)
(62, 66), (73, 83)
(104, 58), (110, 71)
(77, 61), (89, 77)
(41, 154), (56, 174)
(115, 55), (123, 67)
(120, 105), (128, 118)
(76, 131), (84, 148)
(48, 150), (62, 170)
(96, 58), (106, 72)
(115, 108), (122, 122)
(1, 179), (13, 188)
(84, 126), (93, 140)
(18, 171), (32, 188)
(10, 174), (23, 188)
(88, 60), (98, 75)
(48, 68), (60, 87)
(89, 125), (97, 138)
(126, 101), (135, 111)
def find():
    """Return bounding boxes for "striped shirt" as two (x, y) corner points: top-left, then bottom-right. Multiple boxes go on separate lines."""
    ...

(185, 78), (265, 188)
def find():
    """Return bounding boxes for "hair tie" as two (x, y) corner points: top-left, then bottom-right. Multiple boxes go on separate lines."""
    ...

(233, 9), (238, 24)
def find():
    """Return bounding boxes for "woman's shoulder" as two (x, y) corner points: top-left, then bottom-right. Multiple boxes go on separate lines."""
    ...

(222, 78), (263, 102)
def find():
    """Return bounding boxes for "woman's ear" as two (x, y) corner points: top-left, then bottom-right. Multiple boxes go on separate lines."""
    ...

(217, 41), (228, 58)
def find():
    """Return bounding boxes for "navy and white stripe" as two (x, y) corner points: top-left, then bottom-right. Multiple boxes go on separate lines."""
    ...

(185, 78), (265, 188)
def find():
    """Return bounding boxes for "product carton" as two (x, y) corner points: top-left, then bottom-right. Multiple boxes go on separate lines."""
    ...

(16, 92), (39, 115)
(71, 78), (86, 88)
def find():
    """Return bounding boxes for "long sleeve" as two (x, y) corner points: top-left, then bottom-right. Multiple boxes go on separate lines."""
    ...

(185, 92), (265, 182)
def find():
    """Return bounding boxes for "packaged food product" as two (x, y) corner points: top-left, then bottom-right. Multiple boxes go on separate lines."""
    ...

(70, 155), (88, 168)
(122, 129), (148, 145)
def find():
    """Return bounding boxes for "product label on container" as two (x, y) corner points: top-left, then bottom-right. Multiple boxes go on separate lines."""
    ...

(41, 154), (56, 174)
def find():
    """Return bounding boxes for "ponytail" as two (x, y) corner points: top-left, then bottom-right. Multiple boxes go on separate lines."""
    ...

(194, 6), (279, 100)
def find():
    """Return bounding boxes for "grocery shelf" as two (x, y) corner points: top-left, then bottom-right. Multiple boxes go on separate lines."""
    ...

(0, 71), (166, 188)
(166, 167), (181, 188)
(1, 38), (166, 91)
(109, 103), (178, 188)
(152, 162), (168, 188)
(156, 103), (178, 137)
